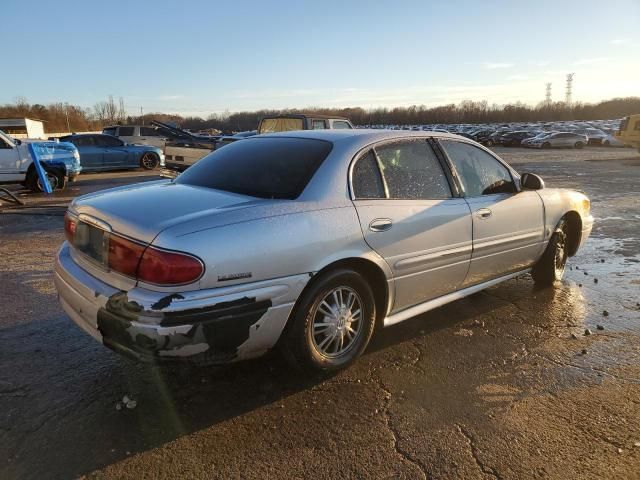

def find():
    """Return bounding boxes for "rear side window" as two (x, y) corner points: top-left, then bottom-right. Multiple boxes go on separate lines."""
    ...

(440, 140), (516, 197)
(352, 151), (385, 199)
(176, 137), (333, 200)
(312, 120), (327, 130)
(70, 136), (94, 147)
(95, 135), (123, 147)
(140, 127), (163, 136)
(102, 127), (116, 136)
(118, 127), (135, 136)
(333, 121), (352, 129)
(374, 140), (451, 200)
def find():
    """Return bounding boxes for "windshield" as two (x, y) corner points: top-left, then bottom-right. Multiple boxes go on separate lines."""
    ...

(175, 137), (332, 199)
(259, 117), (305, 134)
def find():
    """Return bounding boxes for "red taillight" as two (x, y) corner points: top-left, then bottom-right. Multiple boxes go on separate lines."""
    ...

(137, 247), (204, 285)
(64, 212), (77, 243)
(108, 234), (145, 277)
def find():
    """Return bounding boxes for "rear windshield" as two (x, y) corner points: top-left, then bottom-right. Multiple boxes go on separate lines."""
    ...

(175, 137), (333, 199)
(259, 117), (305, 134)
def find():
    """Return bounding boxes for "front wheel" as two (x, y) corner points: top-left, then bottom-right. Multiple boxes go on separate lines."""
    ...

(282, 269), (376, 372)
(542, 142), (551, 149)
(532, 219), (568, 286)
(486, 139), (494, 147)
(140, 152), (159, 170)
(574, 142), (584, 149)
(26, 168), (65, 193)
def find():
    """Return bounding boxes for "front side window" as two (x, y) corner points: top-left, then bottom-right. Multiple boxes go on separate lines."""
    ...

(333, 121), (352, 129)
(440, 140), (516, 197)
(374, 140), (451, 200)
(352, 151), (385, 199)
(70, 136), (94, 147)
(176, 137), (332, 199)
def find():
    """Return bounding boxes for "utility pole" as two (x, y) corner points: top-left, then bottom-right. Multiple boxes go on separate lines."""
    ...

(565, 73), (575, 106)
(140, 106), (144, 125)
(545, 83), (552, 105)
(64, 103), (71, 133)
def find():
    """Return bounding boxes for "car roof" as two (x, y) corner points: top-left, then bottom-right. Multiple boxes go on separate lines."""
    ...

(260, 113), (350, 121)
(255, 129), (460, 147)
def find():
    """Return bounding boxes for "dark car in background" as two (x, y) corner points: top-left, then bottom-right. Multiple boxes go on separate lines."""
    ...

(498, 130), (536, 147)
(59, 134), (165, 171)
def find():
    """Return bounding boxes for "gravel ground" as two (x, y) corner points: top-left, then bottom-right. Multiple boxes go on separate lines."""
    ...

(1, 147), (639, 479)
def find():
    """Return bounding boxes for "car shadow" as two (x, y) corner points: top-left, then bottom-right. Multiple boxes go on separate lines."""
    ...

(1, 272), (560, 479)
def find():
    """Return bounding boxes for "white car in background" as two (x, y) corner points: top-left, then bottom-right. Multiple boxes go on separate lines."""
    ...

(102, 125), (169, 149)
(526, 132), (588, 149)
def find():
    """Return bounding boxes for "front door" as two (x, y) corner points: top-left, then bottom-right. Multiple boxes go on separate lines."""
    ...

(0, 135), (21, 181)
(438, 139), (545, 286)
(351, 139), (472, 312)
(96, 135), (129, 167)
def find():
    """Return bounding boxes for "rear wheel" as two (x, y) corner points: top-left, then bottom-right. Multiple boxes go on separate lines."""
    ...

(282, 269), (376, 372)
(574, 141), (584, 149)
(140, 152), (159, 170)
(486, 139), (494, 147)
(532, 219), (568, 286)
(542, 142), (551, 149)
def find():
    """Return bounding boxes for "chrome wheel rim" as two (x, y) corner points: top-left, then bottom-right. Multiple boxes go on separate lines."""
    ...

(554, 235), (567, 277)
(311, 286), (363, 358)
(142, 153), (156, 169)
(37, 173), (58, 191)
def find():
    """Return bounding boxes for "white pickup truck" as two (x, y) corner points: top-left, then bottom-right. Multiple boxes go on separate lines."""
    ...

(0, 129), (81, 192)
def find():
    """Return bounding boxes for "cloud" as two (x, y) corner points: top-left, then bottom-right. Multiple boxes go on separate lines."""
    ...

(484, 62), (514, 70)
(507, 75), (529, 81)
(572, 57), (609, 66)
(534, 61), (549, 67)
(610, 38), (630, 45)
(158, 95), (185, 101)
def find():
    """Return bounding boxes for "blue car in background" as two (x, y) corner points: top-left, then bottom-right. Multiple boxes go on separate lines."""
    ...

(59, 134), (165, 171)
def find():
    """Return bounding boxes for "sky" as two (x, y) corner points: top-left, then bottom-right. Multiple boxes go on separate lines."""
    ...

(1, 0), (639, 116)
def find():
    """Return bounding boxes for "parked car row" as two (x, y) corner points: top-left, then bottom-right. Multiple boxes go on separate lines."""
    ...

(359, 118), (628, 149)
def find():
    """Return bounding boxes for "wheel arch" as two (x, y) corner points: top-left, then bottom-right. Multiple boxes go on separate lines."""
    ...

(282, 256), (391, 336)
(561, 210), (582, 257)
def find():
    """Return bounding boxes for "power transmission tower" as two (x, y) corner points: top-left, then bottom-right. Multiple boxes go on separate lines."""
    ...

(545, 83), (552, 104)
(565, 73), (575, 105)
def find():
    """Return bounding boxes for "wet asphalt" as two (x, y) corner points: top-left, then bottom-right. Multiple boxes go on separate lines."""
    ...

(1, 147), (639, 479)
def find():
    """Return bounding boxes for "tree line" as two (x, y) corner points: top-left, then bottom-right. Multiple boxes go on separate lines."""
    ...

(1, 96), (638, 134)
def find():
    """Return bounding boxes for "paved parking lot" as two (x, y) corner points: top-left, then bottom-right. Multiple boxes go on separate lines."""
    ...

(1, 147), (640, 479)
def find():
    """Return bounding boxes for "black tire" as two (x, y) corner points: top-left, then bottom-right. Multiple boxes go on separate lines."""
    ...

(603, 140), (610, 146)
(486, 139), (494, 147)
(542, 142), (551, 149)
(532, 219), (568, 286)
(574, 142), (584, 149)
(282, 269), (376, 372)
(26, 167), (65, 193)
(140, 152), (159, 170)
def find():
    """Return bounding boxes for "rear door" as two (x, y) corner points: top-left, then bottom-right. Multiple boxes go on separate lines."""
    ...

(351, 138), (472, 312)
(438, 139), (545, 286)
(0, 134), (22, 180)
(72, 136), (103, 170)
(95, 135), (129, 168)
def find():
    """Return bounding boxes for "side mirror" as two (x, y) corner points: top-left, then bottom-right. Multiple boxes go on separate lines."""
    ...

(521, 172), (545, 190)
(14, 138), (22, 146)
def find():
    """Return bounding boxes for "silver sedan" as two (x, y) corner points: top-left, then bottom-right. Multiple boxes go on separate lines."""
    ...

(54, 130), (593, 371)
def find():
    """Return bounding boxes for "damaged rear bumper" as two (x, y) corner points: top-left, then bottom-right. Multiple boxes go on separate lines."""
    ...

(54, 243), (310, 364)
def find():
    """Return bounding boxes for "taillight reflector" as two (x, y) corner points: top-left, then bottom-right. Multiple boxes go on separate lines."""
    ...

(64, 212), (77, 243)
(137, 247), (204, 285)
(108, 235), (145, 278)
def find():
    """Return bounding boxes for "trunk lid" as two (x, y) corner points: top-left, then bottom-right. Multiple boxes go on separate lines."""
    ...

(71, 180), (269, 244)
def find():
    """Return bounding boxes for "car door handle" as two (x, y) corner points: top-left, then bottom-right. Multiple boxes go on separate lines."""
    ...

(369, 218), (392, 232)
(475, 208), (492, 219)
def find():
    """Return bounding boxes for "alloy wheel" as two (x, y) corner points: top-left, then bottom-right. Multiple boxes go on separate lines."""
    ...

(311, 286), (363, 358)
